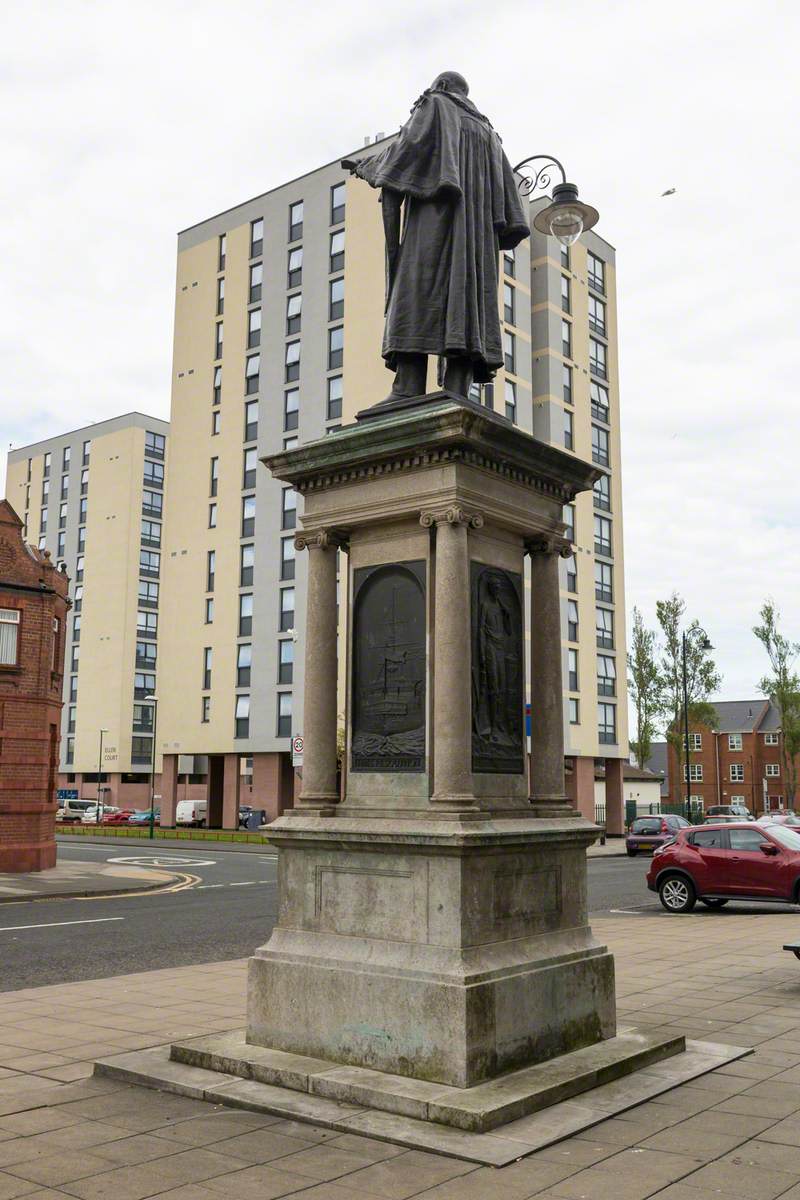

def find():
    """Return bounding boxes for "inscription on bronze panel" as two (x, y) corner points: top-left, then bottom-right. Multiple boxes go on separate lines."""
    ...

(471, 563), (524, 774)
(351, 561), (426, 773)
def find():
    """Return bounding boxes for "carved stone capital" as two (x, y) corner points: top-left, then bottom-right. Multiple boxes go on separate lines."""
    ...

(526, 534), (572, 559)
(294, 529), (349, 552)
(420, 506), (484, 530)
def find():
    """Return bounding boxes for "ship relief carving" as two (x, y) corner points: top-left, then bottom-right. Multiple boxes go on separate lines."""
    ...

(351, 561), (426, 772)
(471, 564), (524, 774)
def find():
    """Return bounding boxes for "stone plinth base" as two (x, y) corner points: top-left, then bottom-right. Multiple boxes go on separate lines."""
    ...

(0, 801), (57, 872)
(246, 814), (615, 1088)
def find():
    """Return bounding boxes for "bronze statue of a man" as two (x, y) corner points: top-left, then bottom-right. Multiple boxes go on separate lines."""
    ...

(343, 72), (530, 402)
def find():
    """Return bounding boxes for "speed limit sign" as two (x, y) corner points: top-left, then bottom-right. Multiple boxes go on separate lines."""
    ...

(292, 735), (304, 765)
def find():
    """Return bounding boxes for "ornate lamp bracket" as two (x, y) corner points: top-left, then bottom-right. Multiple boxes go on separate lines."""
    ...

(512, 155), (568, 199)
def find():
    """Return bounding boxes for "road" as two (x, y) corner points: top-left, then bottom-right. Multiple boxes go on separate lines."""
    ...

(1, 840), (796, 992)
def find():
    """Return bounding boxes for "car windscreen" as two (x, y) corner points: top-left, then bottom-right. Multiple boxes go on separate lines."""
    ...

(631, 818), (662, 834)
(765, 825), (800, 850)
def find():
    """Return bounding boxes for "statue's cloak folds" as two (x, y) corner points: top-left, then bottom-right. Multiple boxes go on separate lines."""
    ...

(353, 90), (530, 383)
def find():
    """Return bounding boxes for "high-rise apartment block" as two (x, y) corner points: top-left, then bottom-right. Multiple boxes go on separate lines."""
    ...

(5, 413), (169, 808)
(156, 144), (628, 825)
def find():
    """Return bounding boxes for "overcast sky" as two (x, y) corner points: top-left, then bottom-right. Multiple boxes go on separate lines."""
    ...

(1, 0), (798, 714)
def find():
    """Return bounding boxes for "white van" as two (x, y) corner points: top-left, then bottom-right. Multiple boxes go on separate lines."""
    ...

(61, 798), (98, 823)
(175, 799), (208, 828)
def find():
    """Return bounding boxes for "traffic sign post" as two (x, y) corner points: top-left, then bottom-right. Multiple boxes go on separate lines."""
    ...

(292, 735), (304, 767)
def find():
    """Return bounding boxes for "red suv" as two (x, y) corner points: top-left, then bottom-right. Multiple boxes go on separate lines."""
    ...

(646, 822), (800, 912)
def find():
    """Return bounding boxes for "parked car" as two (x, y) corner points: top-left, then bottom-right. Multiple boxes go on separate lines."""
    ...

(175, 799), (207, 828)
(80, 805), (121, 824)
(757, 812), (800, 827)
(128, 808), (160, 825)
(102, 809), (136, 825)
(704, 804), (754, 822)
(647, 821), (800, 912)
(626, 814), (691, 856)
(60, 798), (100, 823)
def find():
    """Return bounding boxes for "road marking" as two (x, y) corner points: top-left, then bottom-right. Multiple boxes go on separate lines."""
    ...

(229, 881), (258, 886)
(197, 884), (224, 889)
(107, 855), (217, 867)
(0, 917), (125, 933)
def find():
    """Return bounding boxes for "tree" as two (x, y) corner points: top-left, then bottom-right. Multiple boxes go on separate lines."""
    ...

(753, 601), (800, 807)
(627, 607), (662, 769)
(656, 593), (721, 807)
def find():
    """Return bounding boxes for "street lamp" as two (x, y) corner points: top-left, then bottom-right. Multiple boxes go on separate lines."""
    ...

(512, 155), (599, 246)
(96, 728), (109, 824)
(144, 694), (158, 840)
(682, 632), (714, 821)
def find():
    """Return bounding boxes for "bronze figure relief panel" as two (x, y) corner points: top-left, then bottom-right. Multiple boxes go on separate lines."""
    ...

(471, 563), (524, 774)
(351, 560), (426, 773)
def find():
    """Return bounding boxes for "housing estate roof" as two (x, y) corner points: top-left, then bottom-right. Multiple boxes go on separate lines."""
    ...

(710, 700), (769, 733)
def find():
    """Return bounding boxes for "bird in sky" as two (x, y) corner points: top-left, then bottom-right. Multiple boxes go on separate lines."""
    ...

(661, 187), (677, 196)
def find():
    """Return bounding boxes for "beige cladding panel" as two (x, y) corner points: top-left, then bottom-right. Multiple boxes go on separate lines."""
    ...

(342, 177), (387, 418)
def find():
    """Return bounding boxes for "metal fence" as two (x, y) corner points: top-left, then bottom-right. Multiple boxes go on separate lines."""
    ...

(625, 799), (704, 829)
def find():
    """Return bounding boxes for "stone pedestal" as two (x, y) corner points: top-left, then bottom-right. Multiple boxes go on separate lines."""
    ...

(248, 398), (625, 1092)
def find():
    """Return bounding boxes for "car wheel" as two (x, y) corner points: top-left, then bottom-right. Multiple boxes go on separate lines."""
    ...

(659, 874), (696, 913)
(700, 898), (728, 909)
(626, 848), (637, 857)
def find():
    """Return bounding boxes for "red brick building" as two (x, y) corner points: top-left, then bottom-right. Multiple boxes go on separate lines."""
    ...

(651, 700), (798, 816)
(0, 501), (70, 871)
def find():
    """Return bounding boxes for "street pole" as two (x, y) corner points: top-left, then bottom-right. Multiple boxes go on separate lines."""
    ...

(96, 728), (107, 824)
(147, 695), (158, 840)
(682, 631), (691, 822)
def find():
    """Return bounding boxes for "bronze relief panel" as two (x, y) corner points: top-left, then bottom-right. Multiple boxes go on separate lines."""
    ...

(471, 563), (524, 774)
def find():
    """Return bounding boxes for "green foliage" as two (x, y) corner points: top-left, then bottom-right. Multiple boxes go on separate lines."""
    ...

(754, 601), (800, 805)
(627, 607), (662, 768)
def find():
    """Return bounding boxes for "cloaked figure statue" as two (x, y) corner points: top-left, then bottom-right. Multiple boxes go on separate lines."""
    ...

(343, 71), (530, 403)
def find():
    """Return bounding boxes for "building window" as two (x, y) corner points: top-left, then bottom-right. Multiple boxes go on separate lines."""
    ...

(249, 262), (262, 303)
(204, 597), (214, 624)
(207, 549), (215, 592)
(766, 763), (781, 777)
(140, 549), (160, 578)
(244, 399), (259, 443)
(730, 763), (744, 782)
(568, 648), (578, 692)
(240, 544), (254, 587)
(242, 447), (257, 490)
(728, 733), (743, 751)
(73, 584), (84, 612)
(218, 233), (226, 271)
(279, 639), (294, 684)
(597, 655), (616, 697)
(562, 503), (575, 543)
(598, 703), (617, 745)
(280, 536), (295, 580)
(209, 457), (218, 498)
(145, 431), (166, 460)
(503, 282), (515, 325)
(288, 200), (303, 242)
(77, 526), (85, 553)
(561, 275), (570, 313)
(566, 554), (577, 593)
(72, 614), (81, 643)
(65, 736), (74, 764)
(212, 409), (220, 436)
(560, 243), (570, 269)
(141, 519), (161, 547)
(81, 468), (89, 494)
(43, 451), (51, 478)
(330, 230), (345, 273)
(288, 247), (303, 288)
(594, 514), (612, 556)
(138, 580), (158, 609)
(285, 340), (300, 382)
(244, 353), (260, 395)
(202, 646), (212, 689)
(683, 763), (704, 782)
(250, 218), (263, 258)
(71, 644), (80, 671)
(70, 675), (79, 702)
(134, 673), (155, 700)
(279, 587), (295, 632)
(60, 475), (69, 500)
(240, 495), (255, 537)
(561, 319), (571, 359)
(688, 732), (702, 750)
(501, 379), (516, 424)
(327, 375), (343, 421)
(208, 503), (217, 528)
(59, 501), (67, 526)
(57, 531), (66, 558)
(0, 608), (20, 665)
(567, 599), (579, 642)
(588, 252), (605, 294)
(286, 293), (302, 334)
(328, 326), (343, 370)
(562, 364), (572, 406)
(42, 480), (50, 505)
(216, 276), (225, 316)
(237, 643), (252, 687)
(331, 181), (346, 224)
(503, 330), (515, 374)
(133, 702), (154, 734)
(143, 461), (164, 492)
(589, 295), (606, 335)
(201, 696), (210, 723)
(135, 640), (155, 669)
(239, 593), (253, 636)
(277, 692), (292, 737)
(62, 445), (71, 470)
(284, 388), (300, 432)
(593, 473), (610, 512)
(596, 606), (614, 649)
(246, 307), (261, 349)
(143, 488), (162, 517)
(235, 694), (250, 738)
(136, 610), (158, 640)
(569, 698), (580, 724)
(590, 337), (607, 379)
(213, 366), (222, 406)
(591, 381), (609, 423)
(329, 277), (344, 321)
(563, 409), (573, 450)
(40, 506), (48, 532)
(595, 560), (613, 603)
(281, 488), (296, 530)
(81, 440), (90, 465)
(765, 732), (779, 745)
(503, 246), (515, 277)
(78, 497), (89, 523)
(214, 321), (223, 359)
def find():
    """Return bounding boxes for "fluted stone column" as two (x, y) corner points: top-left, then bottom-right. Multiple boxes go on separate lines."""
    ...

(295, 531), (341, 809)
(424, 507), (482, 807)
(528, 537), (576, 816)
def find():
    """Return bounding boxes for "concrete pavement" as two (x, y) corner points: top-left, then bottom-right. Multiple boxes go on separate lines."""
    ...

(1, 912), (800, 1195)
(0, 860), (182, 903)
